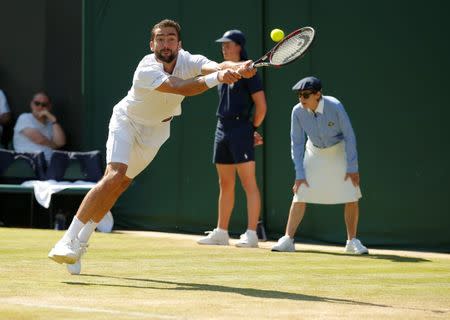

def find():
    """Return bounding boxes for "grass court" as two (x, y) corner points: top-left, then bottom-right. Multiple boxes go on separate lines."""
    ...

(1, 227), (449, 319)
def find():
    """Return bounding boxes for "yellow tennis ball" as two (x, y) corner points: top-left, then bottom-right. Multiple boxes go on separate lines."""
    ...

(270, 28), (285, 42)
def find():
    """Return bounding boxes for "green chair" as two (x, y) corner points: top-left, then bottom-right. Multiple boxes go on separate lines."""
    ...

(0, 157), (39, 184)
(62, 161), (87, 181)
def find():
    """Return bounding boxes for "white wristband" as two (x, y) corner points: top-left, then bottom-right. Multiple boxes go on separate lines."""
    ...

(204, 72), (220, 88)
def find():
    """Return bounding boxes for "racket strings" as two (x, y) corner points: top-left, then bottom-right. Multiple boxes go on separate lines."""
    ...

(271, 29), (314, 65)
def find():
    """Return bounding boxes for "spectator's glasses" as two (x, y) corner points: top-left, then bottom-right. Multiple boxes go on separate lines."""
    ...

(298, 91), (316, 99)
(33, 101), (49, 107)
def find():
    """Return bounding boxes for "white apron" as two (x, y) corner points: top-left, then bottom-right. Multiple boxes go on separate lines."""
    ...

(293, 140), (362, 204)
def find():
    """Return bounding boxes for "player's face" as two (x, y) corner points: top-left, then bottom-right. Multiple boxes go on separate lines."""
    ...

(298, 90), (321, 110)
(151, 27), (181, 63)
(221, 41), (241, 62)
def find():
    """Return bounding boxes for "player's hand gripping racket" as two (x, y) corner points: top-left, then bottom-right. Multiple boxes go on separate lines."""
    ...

(252, 27), (315, 68)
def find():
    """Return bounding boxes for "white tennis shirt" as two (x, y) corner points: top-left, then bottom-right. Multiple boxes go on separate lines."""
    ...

(113, 49), (213, 126)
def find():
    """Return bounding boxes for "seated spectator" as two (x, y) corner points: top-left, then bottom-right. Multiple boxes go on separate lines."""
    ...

(0, 89), (12, 146)
(13, 91), (66, 162)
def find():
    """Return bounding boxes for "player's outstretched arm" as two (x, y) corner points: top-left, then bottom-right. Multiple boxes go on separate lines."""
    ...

(218, 60), (256, 78)
(201, 61), (256, 79)
(155, 69), (242, 96)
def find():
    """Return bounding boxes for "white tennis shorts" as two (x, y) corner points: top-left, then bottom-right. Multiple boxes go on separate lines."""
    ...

(106, 111), (170, 178)
(293, 140), (362, 204)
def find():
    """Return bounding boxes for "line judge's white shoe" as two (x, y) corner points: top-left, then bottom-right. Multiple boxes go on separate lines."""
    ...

(271, 235), (295, 252)
(235, 230), (259, 248)
(66, 242), (88, 275)
(344, 238), (369, 255)
(48, 238), (82, 264)
(197, 228), (230, 245)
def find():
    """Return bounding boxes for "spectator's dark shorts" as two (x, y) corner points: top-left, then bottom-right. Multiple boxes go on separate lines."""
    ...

(213, 117), (254, 164)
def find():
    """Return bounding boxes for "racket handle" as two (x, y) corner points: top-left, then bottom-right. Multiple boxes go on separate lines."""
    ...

(253, 61), (270, 68)
(252, 53), (270, 68)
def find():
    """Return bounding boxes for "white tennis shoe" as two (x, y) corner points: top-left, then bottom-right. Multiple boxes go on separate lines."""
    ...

(271, 235), (295, 252)
(344, 238), (369, 254)
(235, 230), (259, 248)
(48, 238), (82, 264)
(66, 242), (88, 275)
(197, 228), (230, 245)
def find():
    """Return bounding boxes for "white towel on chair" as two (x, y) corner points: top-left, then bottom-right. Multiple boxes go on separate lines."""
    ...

(21, 180), (96, 208)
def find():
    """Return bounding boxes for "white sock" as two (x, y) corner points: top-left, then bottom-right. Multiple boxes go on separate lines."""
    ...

(246, 229), (257, 235)
(62, 217), (85, 241)
(217, 228), (228, 234)
(78, 220), (99, 243)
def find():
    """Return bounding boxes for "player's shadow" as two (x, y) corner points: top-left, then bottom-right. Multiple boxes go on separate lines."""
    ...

(63, 274), (446, 313)
(63, 275), (445, 314)
(296, 250), (430, 263)
(66, 275), (388, 308)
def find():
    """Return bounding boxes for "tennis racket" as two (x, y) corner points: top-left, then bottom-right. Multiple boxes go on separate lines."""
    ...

(252, 27), (315, 68)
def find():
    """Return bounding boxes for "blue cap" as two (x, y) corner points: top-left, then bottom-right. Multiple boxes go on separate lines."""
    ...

(292, 76), (322, 91)
(216, 29), (248, 60)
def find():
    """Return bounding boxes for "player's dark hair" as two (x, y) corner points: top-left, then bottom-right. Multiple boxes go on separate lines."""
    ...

(151, 19), (181, 41)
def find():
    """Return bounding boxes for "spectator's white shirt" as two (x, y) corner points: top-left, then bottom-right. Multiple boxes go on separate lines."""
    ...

(0, 90), (9, 115)
(13, 113), (53, 161)
(113, 49), (212, 125)
(0, 90), (11, 136)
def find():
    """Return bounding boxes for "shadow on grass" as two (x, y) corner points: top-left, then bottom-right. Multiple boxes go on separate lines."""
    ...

(63, 275), (446, 314)
(297, 250), (431, 263)
(66, 275), (385, 306)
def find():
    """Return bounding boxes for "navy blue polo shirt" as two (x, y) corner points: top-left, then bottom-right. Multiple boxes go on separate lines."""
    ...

(216, 73), (263, 119)
(213, 73), (263, 164)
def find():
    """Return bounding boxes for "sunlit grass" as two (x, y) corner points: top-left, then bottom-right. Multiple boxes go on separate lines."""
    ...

(0, 227), (449, 319)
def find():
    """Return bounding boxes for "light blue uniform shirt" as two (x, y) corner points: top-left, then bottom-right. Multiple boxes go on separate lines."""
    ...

(291, 95), (358, 180)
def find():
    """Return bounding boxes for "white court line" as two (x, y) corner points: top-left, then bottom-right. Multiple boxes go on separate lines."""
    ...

(0, 299), (180, 320)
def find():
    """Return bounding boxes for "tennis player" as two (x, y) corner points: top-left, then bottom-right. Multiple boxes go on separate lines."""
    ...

(271, 76), (368, 254)
(48, 19), (257, 274)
